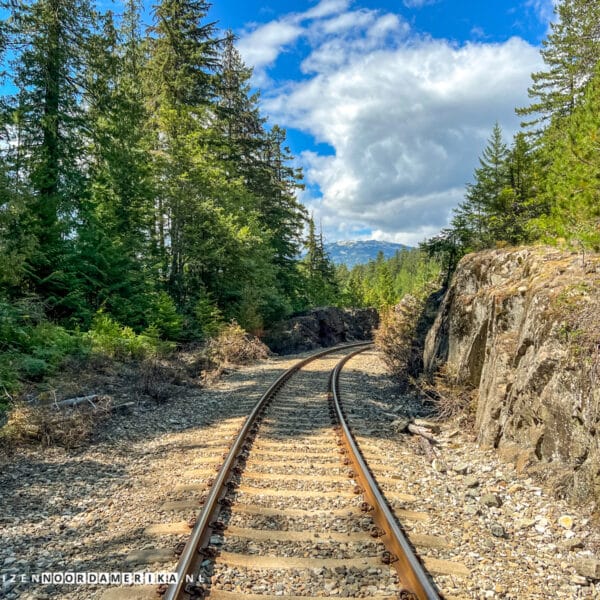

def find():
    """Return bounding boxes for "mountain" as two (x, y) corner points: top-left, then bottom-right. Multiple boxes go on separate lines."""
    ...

(324, 240), (411, 267)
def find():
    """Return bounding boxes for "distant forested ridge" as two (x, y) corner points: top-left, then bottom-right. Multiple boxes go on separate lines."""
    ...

(323, 240), (410, 268)
(423, 0), (600, 276)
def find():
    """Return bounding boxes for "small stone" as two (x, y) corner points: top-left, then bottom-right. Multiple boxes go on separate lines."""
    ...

(575, 558), (600, 580)
(558, 515), (574, 530)
(516, 519), (536, 530)
(452, 463), (470, 475)
(463, 505), (480, 517)
(464, 476), (480, 488)
(490, 523), (506, 538)
(480, 493), (502, 508)
(561, 537), (584, 551)
(432, 458), (447, 473)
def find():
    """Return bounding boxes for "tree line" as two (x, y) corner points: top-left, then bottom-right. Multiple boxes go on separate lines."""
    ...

(423, 0), (600, 276)
(0, 0), (311, 342)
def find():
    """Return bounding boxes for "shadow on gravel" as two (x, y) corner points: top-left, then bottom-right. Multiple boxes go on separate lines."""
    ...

(0, 349), (425, 597)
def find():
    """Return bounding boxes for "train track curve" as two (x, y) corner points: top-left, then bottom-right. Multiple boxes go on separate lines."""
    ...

(161, 343), (441, 600)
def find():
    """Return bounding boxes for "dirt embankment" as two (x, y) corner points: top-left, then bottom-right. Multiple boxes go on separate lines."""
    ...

(424, 247), (600, 505)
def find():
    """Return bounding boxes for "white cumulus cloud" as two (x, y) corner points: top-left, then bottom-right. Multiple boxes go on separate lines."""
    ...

(238, 3), (543, 244)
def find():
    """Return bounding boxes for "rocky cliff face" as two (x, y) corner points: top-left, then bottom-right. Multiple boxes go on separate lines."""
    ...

(424, 247), (600, 503)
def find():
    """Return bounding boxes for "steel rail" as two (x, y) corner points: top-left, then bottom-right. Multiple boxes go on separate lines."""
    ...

(164, 341), (371, 600)
(330, 345), (442, 600)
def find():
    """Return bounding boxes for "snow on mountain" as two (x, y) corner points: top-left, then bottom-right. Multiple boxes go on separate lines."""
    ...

(324, 240), (411, 267)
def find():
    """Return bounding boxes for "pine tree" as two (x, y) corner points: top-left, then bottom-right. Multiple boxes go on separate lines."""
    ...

(534, 63), (600, 248)
(302, 217), (338, 307)
(453, 123), (509, 249)
(517, 0), (600, 134)
(145, 0), (220, 303)
(215, 31), (265, 171)
(6, 0), (94, 312)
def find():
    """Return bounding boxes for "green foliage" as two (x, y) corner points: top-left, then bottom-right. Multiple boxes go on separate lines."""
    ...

(517, 0), (600, 135)
(336, 248), (441, 311)
(87, 312), (172, 360)
(149, 292), (183, 340)
(529, 63), (600, 249)
(0, 298), (86, 394)
(194, 292), (224, 339)
(301, 217), (339, 308)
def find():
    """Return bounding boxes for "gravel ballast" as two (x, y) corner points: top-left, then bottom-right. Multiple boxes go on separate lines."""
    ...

(2, 348), (599, 599)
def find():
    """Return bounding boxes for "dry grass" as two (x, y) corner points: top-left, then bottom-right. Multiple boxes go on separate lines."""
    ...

(374, 295), (424, 390)
(133, 359), (189, 403)
(206, 322), (270, 367)
(0, 396), (113, 450)
(417, 366), (478, 422)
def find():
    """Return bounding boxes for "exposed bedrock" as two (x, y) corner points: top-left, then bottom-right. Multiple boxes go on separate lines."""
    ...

(424, 247), (600, 503)
(263, 307), (379, 355)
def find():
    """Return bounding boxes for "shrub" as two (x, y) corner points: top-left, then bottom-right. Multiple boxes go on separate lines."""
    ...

(194, 294), (224, 339)
(87, 312), (173, 360)
(149, 292), (183, 340)
(0, 298), (87, 394)
(375, 294), (425, 389)
(206, 321), (269, 366)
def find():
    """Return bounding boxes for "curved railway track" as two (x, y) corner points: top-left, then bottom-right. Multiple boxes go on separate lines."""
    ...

(158, 343), (440, 600)
(102, 343), (469, 600)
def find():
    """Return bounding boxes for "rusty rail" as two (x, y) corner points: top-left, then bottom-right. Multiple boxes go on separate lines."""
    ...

(330, 346), (441, 600)
(164, 342), (371, 600)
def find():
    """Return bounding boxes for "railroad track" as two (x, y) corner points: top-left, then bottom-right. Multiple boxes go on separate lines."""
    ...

(106, 344), (468, 600)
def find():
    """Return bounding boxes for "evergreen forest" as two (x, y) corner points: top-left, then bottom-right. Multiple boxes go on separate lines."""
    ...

(0, 0), (599, 397)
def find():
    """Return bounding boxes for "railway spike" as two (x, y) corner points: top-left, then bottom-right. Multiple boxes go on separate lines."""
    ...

(209, 520), (226, 531)
(198, 546), (218, 558)
(370, 526), (386, 538)
(360, 501), (374, 512)
(156, 583), (168, 596)
(187, 516), (197, 528)
(398, 591), (419, 600)
(353, 485), (364, 495)
(173, 541), (186, 557)
(382, 550), (398, 564)
(184, 581), (208, 598)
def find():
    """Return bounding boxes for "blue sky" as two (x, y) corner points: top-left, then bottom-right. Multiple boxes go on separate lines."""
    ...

(207, 0), (554, 244)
